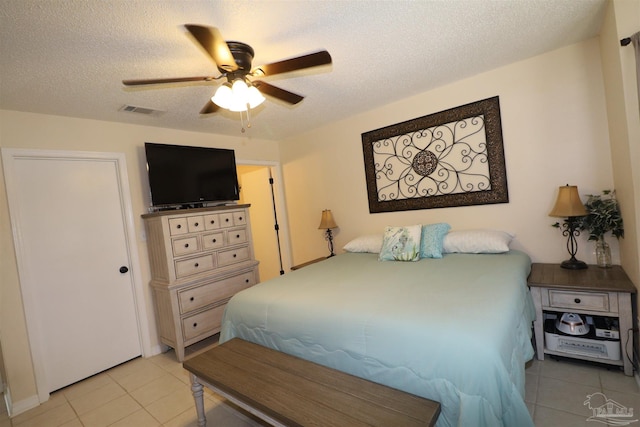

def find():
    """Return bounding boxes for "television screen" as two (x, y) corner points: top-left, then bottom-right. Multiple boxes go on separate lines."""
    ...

(145, 142), (240, 207)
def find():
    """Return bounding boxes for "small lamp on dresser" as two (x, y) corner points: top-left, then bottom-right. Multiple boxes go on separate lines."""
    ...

(549, 184), (588, 270)
(318, 209), (338, 257)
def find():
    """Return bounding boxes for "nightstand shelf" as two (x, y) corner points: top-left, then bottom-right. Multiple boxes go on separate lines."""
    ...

(528, 263), (636, 376)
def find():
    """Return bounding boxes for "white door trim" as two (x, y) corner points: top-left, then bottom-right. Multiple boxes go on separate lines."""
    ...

(1, 148), (151, 403)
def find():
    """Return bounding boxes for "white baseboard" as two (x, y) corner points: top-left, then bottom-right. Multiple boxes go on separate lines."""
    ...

(146, 343), (167, 357)
(4, 388), (40, 417)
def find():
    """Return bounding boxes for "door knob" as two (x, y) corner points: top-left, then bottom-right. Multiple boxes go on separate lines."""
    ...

(119, 266), (129, 274)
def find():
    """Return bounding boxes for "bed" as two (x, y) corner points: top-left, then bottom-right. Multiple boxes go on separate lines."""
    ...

(220, 249), (535, 427)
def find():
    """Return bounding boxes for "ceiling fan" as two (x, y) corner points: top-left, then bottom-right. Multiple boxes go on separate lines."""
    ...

(123, 24), (332, 116)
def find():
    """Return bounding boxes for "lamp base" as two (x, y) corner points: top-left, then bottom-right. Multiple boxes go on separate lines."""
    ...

(560, 258), (588, 270)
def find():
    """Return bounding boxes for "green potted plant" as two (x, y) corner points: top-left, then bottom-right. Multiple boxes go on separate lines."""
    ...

(579, 190), (624, 268)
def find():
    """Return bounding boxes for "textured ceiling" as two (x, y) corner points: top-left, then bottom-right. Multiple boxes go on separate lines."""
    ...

(0, 0), (607, 141)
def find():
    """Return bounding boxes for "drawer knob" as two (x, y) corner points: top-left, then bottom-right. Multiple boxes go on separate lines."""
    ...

(212, 239), (217, 243)
(194, 263), (199, 267)
(245, 279), (249, 283)
(210, 220), (215, 224)
(176, 224), (182, 229)
(239, 217), (243, 221)
(225, 218), (230, 222)
(236, 234), (240, 238)
(193, 323), (198, 328)
(184, 243), (189, 248)
(190, 297), (194, 301)
(194, 222), (199, 227)
(574, 298), (581, 304)
(233, 254), (237, 258)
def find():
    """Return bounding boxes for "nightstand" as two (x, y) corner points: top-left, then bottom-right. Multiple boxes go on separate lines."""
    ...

(290, 257), (326, 271)
(528, 263), (636, 376)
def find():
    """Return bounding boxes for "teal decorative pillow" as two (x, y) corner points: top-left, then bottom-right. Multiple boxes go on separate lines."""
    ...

(378, 225), (421, 261)
(420, 223), (451, 259)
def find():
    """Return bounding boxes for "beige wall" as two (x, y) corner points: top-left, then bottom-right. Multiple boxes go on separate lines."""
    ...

(280, 38), (617, 267)
(600, 0), (640, 288)
(0, 111), (281, 408)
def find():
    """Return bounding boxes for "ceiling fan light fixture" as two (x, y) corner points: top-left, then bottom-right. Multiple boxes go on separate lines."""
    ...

(211, 83), (232, 109)
(231, 79), (249, 99)
(247, 85), (265, 109)
(220, 79), (264, 112)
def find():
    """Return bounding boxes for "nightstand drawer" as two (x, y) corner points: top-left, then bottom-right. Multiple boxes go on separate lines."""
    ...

(548, 290), (609, 312)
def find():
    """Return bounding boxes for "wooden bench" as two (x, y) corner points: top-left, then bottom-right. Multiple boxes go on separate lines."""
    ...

(183, 338), (441, 426)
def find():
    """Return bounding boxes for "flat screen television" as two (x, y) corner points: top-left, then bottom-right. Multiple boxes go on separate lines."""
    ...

(145, 142), (240, 208)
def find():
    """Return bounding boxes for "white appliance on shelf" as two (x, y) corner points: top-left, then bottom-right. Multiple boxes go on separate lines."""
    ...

(544, 317), (621, 361)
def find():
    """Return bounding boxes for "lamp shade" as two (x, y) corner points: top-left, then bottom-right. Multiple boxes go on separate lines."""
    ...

(318, 209), (338, 229)
(247, 85), (265, 109)
(211, 83), (233, 109)
(549, 185), (588, 218)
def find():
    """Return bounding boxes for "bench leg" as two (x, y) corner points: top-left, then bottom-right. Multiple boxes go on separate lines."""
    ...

(189, 373), (207, 427)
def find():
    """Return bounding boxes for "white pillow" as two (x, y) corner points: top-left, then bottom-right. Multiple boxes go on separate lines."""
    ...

(343, 234), (383, 253)
(443, 230), (514, 254)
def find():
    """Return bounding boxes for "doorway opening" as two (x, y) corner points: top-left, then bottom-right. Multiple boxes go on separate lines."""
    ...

(236, 162), (291, 281)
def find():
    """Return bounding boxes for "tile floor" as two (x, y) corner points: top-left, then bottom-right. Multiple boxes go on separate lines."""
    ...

(0, 350), (638, 427)
(0, 349), (264, 427)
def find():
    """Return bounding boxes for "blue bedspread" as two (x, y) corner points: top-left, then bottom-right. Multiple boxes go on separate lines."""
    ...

(221, 251), (535, 427)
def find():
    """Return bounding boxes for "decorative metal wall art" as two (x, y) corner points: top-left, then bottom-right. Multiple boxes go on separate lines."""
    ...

(361, 96), (508, 213)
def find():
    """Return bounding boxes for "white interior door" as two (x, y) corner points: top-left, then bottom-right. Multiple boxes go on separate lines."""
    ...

(2, 149), (143, 395)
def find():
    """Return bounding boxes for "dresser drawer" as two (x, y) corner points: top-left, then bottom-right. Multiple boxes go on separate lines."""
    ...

(218, 246), (250, 267)
(178, 271), (256, 314)
(202, 231), (224, 250)
(168, 217), (188, 236)
(227, 228), (247, 246)
(175, 254), (215, 278)
(182, 305), (226, 341)
(233, 211), (247, 225)
(204, 213), (220, 230)
(548, 290), (609, 312)
(172, 236), (199, 257)
(187, 216), (204, 233)
(219, 212), (234, 228)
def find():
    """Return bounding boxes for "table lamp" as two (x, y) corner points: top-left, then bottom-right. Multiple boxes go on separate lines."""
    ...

(549, 185), (588, 269)
(318, 209), (338, 257)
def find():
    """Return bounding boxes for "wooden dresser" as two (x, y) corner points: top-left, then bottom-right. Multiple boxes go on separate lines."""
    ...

(142, 204), (259, 361)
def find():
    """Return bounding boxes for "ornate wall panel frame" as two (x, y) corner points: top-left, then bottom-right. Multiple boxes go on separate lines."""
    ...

(361, 96), (508, 213)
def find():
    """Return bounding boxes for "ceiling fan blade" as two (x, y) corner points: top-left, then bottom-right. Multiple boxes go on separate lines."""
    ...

(252, 50), (332, 77)
(200, 100), (220, 114)
(185, 24), (237, 72)
(253, 81), (304, 105)
(122, 76), (218, 86)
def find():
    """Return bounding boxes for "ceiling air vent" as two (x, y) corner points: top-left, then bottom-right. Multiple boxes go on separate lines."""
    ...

(119, 105), (164, 116)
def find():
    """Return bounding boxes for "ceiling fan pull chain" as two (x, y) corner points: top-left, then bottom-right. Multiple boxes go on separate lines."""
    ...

(246, 104), (252, 129)
(239, 111), (245, 133)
